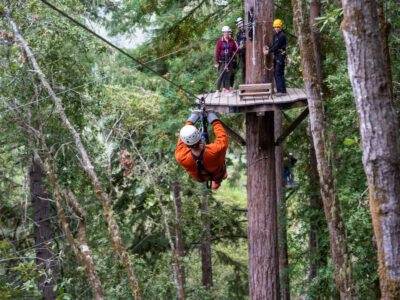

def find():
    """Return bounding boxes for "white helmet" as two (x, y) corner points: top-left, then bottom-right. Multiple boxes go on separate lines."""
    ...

(180, 125), (201, 146)
(235, 17), (243, 25)
(222, 26), (231, 33)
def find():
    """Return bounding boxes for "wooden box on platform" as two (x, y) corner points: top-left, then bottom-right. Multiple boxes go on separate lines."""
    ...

(239, 83), (272, 100)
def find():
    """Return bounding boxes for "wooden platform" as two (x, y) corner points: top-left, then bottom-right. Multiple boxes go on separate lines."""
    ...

(197, 88), (307, 113)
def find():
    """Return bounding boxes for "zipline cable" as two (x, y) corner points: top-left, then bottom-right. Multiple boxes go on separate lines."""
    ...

(39, 0), (201, 101)
(0, 37), (214, 116)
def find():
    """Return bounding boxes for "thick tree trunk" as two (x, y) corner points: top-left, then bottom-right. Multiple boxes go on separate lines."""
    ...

(246, 112), (279, 299)
(291, 0), (357, 298)
(173, 183), (185, 285)
(29, 162), (58, 300)
(6, 9), (142, 299)
(200, 194), (213, 289)
(275, 111), (290, 300)
(245, 0), (279, 298)
(341, 0), (400, 298)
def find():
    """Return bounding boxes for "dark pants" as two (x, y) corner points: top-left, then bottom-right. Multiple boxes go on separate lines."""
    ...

(239, 52), (246, 84)
(216, 63), (232, 90)
(274, 56), (286, 93)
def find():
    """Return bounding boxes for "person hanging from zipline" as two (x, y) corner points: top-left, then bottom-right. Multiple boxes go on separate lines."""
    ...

(175, 111), (228, 190)
(263, 19), (287, 96)
(235, 17), (246, 84)
(215, 26), (237, 97)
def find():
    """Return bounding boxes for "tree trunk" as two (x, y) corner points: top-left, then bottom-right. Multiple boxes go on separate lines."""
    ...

(376, 0), (393, 100)
(6, 9), (142, 299)
(341, 0), (400, 297)
(173, 183), (185, 285)
(29, 135), (105, 300)
(29, 162), (58, 300)
(291, 0), (357, 298)
(306, 126), (329, 295)
(275, 111), (290, 300)
(245, 0), (280, 298)
(246, 112), (279, 299)
(310, 0), (323, 88)
(200, 193), (213, 289)
(308, 1), (330, 295)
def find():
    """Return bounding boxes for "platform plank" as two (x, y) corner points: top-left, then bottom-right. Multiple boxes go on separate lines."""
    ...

(197, 88), (308, 113)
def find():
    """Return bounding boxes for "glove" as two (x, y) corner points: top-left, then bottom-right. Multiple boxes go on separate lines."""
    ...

(207, 112), (219, 124)
(187, 111), (201, 124)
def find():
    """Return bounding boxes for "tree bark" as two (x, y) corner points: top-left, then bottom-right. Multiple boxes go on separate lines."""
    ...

(310, 0), (323, 88)
(376, 0), (393, 100)
(308, 1), (329, 295)
(275, 111), (290, 300)
(245, 0), (280, 298)
(29, 133), (105, 300)
(29, 162), (58, 300)
(291, 0), (357, 298)
(341, 0), (400, 298)
(5, 9), (142, 299)
(306, 125), (329, 295)
(200, 193), (213, 289)
(173, 182), (185, 285)
(246, 112), (279, 299)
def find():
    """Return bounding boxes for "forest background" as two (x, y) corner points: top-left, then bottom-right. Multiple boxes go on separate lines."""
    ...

(0, 0), (399, 299)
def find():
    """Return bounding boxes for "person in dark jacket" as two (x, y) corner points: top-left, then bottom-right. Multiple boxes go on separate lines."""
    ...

(235, 17), (246, 84)
(215, 26), (238, 96)
(263, 19), (287, 96)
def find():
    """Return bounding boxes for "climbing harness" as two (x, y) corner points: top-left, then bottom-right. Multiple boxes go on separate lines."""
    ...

(191, 97), (213, 189)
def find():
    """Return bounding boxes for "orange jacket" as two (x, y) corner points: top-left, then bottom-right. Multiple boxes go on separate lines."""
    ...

(175, 121), (228, 182)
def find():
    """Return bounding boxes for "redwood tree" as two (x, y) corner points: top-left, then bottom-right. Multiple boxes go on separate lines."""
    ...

(341, 0), (400, 297)
(292, 0), (357, 297)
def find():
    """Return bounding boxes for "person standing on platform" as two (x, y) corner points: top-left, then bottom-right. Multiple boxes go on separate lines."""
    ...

(263, 19), (287, 96)
(235, 17), (246, 84)
(229, 28), (239, 92)
(215, 26), (237, 96)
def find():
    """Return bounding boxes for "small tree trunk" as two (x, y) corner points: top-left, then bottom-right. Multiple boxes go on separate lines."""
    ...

(200, 193), (213, 289)
(173, 183), (185, 284)
(275, 111), (290, 300)
(29, 136), (105, 299)
(306, 126), (329, 295)
(29, 162), (58, 300)
(292, 0), (357, 297)
(341, 0), (400, 297)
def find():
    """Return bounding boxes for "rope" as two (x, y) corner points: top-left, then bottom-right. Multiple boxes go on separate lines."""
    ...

(39, 0), (201, 101)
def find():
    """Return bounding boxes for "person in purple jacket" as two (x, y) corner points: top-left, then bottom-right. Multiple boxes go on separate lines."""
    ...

(215, 26), (238, 96)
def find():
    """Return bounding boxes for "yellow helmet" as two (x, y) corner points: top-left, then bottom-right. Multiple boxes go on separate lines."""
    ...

(273, 19), (283, 28)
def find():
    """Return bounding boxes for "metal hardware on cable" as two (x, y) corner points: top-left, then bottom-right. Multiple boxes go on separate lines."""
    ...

(39, 0), (201, 101)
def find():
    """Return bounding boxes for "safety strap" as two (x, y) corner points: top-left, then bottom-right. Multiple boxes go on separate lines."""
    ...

(191, 145), (215, 185)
